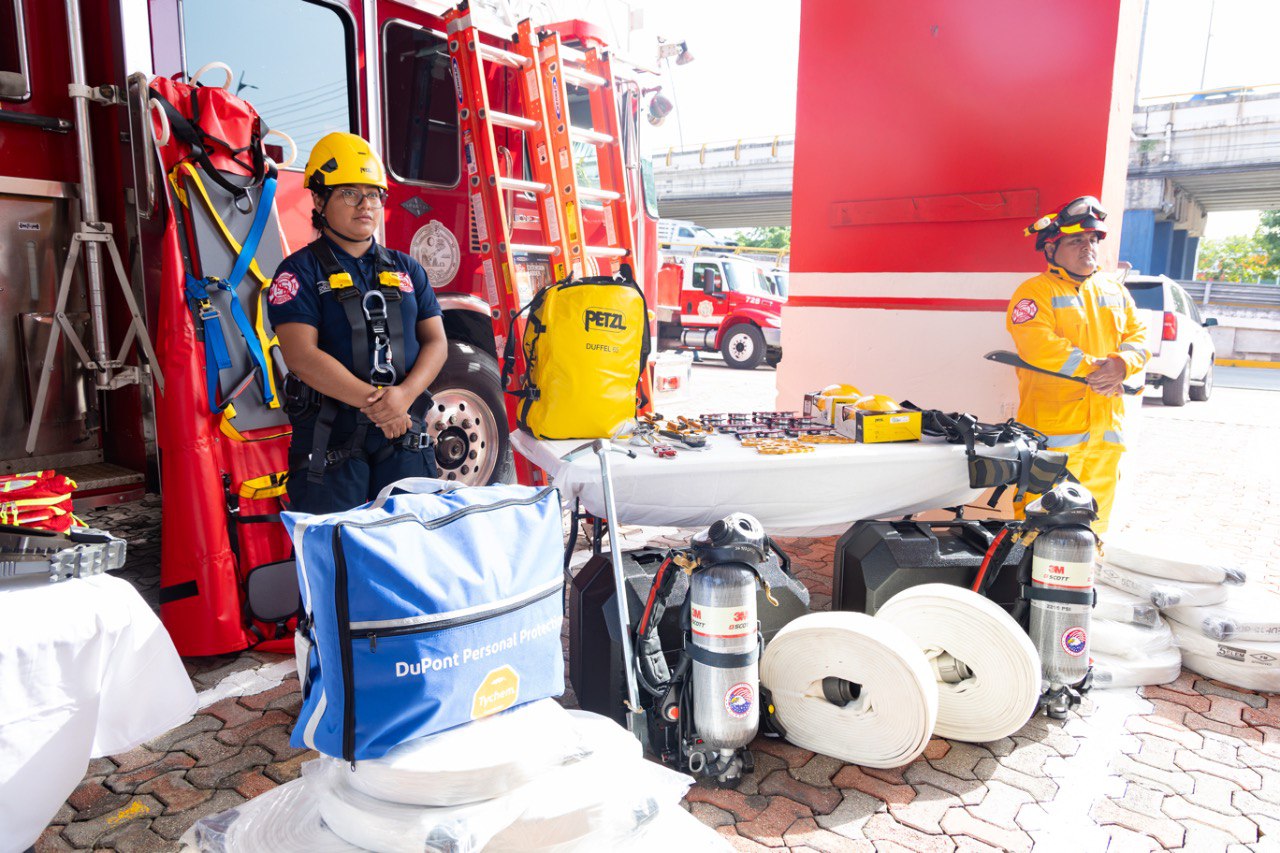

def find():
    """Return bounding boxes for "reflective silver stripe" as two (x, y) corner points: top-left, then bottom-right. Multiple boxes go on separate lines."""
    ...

(1045, 431), (1090, 448)
(1097, 295), (1126, 308)
(1058, 348), (1085, 376)
(349, 576), (563, 632)
(1051, 295), (1084, 309)
(1103, 430), (1124, 444)
(302, 690), (327, 751)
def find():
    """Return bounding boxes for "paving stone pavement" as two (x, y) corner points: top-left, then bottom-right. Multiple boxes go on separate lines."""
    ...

(35, 388), (1280, 851)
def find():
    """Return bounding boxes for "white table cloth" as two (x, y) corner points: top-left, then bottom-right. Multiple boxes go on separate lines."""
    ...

(511, 432), (986, 536)
(0, 574), (197, 853)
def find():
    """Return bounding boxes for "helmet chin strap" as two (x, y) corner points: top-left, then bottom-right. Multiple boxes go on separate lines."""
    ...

(317, 191), (374, 247)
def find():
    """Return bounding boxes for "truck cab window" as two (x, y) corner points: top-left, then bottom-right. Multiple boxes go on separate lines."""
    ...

(0, 0), (31, 101)
(383, 23), (459, 186)
(181, 0), (356, 168)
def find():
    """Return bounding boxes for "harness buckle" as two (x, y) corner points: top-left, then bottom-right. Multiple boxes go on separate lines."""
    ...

(401, 430), (432, 451)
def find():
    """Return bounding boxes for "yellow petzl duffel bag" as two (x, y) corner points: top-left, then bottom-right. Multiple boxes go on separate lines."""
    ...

(502, 275), (650, 440)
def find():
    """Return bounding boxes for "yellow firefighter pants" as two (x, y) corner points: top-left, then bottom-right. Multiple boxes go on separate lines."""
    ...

(1014, 437), (1123, 534)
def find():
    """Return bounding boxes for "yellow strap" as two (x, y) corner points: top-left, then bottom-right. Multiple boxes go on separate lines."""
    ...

(0, 493), (73, 510)
(238, 471), (289, 500)
(171, 161), (284, 408)
(218, 408), (291, 444)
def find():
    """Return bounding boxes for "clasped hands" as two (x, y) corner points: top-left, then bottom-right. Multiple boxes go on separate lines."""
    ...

(1086, 356), (1127, 397)
(363, 385), (414, 439)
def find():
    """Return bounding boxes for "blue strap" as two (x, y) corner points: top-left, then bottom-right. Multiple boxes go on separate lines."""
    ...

(214, 172), (278, 404)
(186, 274), (234, 413)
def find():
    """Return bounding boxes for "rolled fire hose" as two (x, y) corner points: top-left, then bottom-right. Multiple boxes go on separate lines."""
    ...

(1094, 584), (1160, 628)
(184, 775), (362, 852)
(760, 612), (937, 768)
(1102, 533), (1246, 585)
(1091, 647), (1183, 690)
(1169, 620), (1280, 693)
(875, 584), (1040, 743)
(1164, 585), (1280, 642)
(1096, 562), (1228, 609)
(1089, 616), (1177, 660)
(348, 699), (587, 806)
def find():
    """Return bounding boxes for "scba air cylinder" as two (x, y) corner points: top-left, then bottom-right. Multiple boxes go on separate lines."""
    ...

(1029, 525), (1096, 688)
(690, 563), (759, 752)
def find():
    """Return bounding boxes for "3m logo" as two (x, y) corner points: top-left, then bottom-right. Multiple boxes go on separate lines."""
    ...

(583, 308), (627, 332)
(691, 607), (702, 620)
(734, 611), (747, 622)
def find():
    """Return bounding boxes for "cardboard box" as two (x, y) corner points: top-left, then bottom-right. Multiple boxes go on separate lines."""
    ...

(804, 390), (864, 425)
(835, 405), (923, 443)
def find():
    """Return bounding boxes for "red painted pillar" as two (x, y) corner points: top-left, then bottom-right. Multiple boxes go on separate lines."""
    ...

(780, 0), (1142, 420)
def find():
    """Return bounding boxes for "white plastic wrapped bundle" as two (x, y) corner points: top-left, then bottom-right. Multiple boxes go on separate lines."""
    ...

(760, 612), (937, 768)
(487, 716), (692, 852)
(1170, 620), (1280, 693)
(618, 805), (735, 851)
(1089, 616), (1176, 660)
(1096, 562), (1227, 609)
(309, 759), (521, 852)
(1091, 647), (1183, 689)
(1094, 584), (1160, 627)
(875, 584), (1041, 743)
(1103, 533), (1246, 585)
(348, 698), (587, 806)
(1164, 585), (1280, 642)
(180, 775), (361, 852)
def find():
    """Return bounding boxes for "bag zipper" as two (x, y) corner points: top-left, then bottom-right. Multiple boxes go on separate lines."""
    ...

(358, 577), (561, 650)
(331, 486), (557, 763)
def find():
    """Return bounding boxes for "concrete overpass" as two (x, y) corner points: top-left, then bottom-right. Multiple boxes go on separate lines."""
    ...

(653, 88), (1280, 264)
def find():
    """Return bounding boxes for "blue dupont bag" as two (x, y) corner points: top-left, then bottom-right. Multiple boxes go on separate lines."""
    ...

(283, 478), (565, 761)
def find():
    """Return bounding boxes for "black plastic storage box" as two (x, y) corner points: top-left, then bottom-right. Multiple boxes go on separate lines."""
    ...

(832, 519), (1024, 615)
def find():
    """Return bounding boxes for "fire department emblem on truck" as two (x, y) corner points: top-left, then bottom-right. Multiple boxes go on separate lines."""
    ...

(410, 221), (461, 288)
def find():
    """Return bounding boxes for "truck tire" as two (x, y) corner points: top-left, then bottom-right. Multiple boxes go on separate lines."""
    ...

(1190, 361), (1213, 402)
(721, 323), (766, 370)
(426, 340), (515, 484)
(1162, 361), (1190, 407)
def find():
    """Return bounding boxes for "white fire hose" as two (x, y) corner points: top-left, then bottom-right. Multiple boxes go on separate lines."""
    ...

(1096, 562), (1228, 609)
(183, 775), (361, 851)
(1102, 533), (1246, 585)
(760, 612), (937, 768)
(1164, 585), (1280, 642)
(1094, 584), (1160, 627)
(1169, 620), (1280, 693)
(876, 584), (1041, 743)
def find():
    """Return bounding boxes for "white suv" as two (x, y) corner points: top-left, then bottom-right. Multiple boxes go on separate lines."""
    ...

(1123, 275), (1218, 406)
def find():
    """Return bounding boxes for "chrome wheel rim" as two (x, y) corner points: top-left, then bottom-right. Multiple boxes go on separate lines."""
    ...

(424, 388), (500, 485)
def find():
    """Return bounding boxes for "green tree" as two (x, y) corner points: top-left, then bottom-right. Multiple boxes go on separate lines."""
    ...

(733, 226), (791, 249)
(1195, 232), (1278, 282)
(1255, 209), (1280, 263)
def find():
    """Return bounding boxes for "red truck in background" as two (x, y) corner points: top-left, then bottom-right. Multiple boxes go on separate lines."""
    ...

(655, 251), (784, 369)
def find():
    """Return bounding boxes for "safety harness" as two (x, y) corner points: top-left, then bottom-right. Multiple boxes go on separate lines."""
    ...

(286, 239), (431, 484)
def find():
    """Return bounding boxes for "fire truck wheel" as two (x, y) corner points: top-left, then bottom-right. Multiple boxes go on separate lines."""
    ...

(426, 341), (515, 485)
(721, 323), (766, 370)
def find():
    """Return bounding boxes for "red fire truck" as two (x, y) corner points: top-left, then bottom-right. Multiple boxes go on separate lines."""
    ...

(0, 0), (663, 499)
(655, 250), (784, 369)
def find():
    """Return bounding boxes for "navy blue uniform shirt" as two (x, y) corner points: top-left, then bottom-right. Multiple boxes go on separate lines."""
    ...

(267, 235), (443, 380)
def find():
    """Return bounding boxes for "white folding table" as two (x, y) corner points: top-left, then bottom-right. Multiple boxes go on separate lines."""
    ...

(511, 432), (987, 537)
(0, 574), (197, 853)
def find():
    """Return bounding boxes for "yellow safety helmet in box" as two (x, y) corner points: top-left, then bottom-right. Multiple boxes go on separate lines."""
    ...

(821, 383), (862, 398)
(854, 394), (902, 412)
(304, 132), (389, 192)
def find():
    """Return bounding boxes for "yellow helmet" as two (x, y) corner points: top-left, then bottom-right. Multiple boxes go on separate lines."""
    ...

(304, 132), (388, 193)
(855, 394), (902, 412)
(821, 383), (862, 397)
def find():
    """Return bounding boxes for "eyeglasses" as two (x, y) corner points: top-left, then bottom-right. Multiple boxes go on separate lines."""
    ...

(334, 187), (388, 208)
(1058, 195), (1107, 225)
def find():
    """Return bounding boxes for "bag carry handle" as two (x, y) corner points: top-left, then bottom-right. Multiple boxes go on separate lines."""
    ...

(371, 477), (465, 509)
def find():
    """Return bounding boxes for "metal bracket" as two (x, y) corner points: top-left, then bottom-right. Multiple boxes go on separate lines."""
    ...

(67, 82), (123, 106)
(24, 221), (166, 454)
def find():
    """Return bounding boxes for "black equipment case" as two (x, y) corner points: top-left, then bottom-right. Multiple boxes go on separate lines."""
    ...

(832, 519), (1025, 615)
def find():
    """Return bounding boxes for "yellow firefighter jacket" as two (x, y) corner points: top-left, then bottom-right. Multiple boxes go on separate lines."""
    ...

(1006, 264), (1149, 451)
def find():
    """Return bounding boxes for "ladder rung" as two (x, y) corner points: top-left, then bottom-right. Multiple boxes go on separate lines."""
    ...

(559, 44), (588, 64)
(564, 67), (607, 89)
(578, 186), (621, 203)
(510, 243), (560, 256)
(569, 127), (613, 146)
(479, 43), (532, 70)
(489, 110), (539, 131)
(499, 177), (551, 195)
(585, 245), (628, 258)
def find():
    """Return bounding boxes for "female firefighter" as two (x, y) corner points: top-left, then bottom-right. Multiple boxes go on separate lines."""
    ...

(267, 132), (447, 514)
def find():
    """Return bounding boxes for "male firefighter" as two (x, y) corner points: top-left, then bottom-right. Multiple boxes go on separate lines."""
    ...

(268, 132), (447, 514)
(1007, 196), (1149, 532)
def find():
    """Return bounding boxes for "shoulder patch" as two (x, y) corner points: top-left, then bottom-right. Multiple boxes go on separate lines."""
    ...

(268, 271), (300, 305)
(1011, 298), (1038, 324)
(395, 271), (414, 293)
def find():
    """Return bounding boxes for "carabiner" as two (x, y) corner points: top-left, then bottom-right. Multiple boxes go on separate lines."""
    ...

(371, 343), (397, 386)
(361, 289), (388, 321)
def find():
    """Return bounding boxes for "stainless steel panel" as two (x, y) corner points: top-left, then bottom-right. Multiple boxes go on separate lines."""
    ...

(0, 194), (99, 462)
